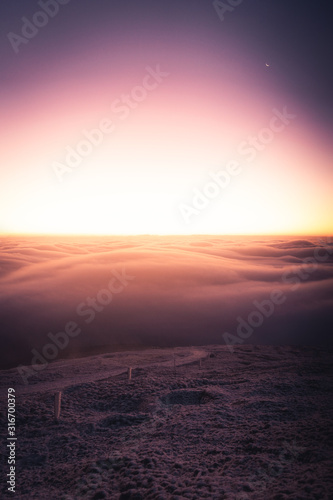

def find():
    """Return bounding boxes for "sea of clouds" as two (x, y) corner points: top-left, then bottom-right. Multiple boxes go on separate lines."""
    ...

(0, 235), (332, 369)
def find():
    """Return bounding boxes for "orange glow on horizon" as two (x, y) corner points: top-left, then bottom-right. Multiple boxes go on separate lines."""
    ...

(1, 41), (332, 237)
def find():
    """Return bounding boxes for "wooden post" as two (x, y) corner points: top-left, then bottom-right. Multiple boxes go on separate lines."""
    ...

(128, 367), (132, 382)
(199, 359), (202, 369)
(173, 349), (176, 371)
(54, 391), (61, 422)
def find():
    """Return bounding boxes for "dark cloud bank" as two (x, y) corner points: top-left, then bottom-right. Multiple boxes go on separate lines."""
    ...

(0, 235), (332, 369)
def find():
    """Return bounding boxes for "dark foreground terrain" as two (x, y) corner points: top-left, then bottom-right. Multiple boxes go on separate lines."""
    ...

(1, 345), (332, 499)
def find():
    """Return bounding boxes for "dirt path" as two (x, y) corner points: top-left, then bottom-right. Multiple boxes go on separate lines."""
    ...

(1, 347), (208, 396)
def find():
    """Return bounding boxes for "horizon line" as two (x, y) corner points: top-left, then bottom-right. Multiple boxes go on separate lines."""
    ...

(0, 232), (332, 238)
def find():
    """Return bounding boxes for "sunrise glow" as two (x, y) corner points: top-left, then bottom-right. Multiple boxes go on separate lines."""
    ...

(1, 2), (332, 237)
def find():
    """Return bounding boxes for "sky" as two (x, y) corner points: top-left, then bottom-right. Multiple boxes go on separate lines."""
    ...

(0, 0), (332, 235)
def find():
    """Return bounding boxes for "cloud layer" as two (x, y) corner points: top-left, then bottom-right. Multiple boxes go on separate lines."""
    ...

(0, 235), (332, 368)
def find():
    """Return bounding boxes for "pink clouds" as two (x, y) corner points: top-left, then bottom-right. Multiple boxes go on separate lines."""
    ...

(0, 235), (332, 369)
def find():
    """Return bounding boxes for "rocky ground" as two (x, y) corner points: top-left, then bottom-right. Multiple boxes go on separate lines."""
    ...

(1, 345), (332, 499)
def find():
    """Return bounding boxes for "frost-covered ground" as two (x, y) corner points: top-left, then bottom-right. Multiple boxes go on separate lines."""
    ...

(1, 345), (332, 499)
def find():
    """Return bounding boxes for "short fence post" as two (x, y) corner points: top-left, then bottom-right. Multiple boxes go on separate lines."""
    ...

(54, 391), (61, 422)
